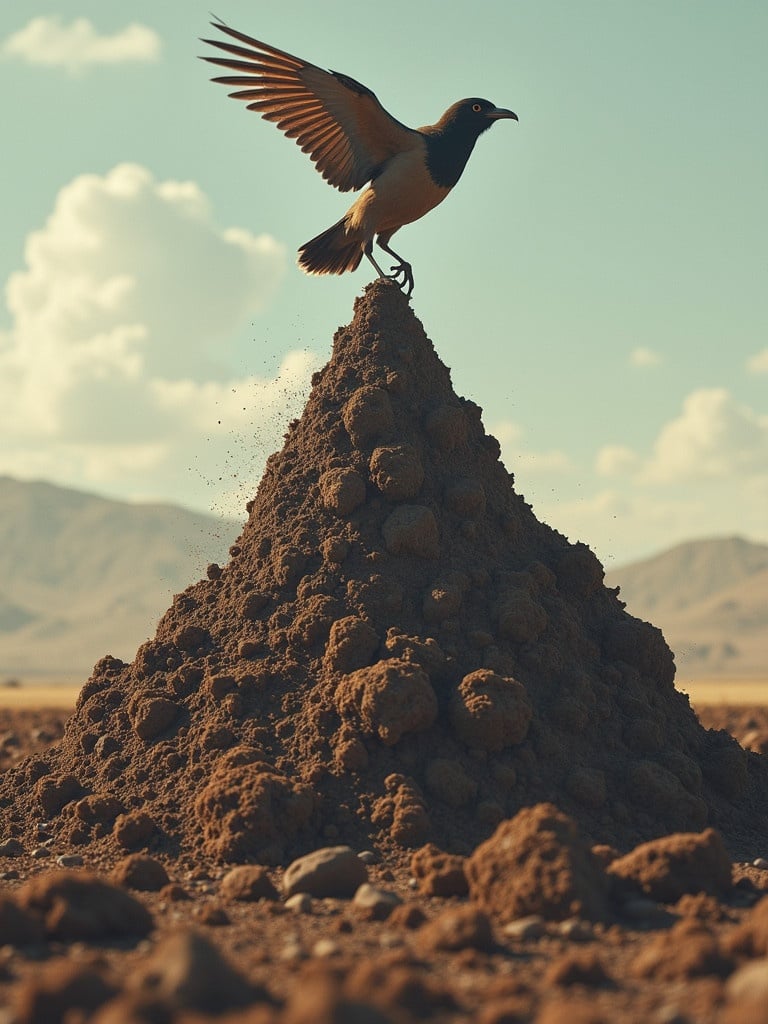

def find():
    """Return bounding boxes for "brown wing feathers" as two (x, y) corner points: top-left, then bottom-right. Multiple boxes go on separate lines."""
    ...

(201, 21), (415, 192)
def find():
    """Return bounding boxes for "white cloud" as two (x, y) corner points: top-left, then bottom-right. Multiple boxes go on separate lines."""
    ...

(1, 17), (160, 74)
(595, 444), (639, 476)
(493, 419), (572, 474)
(0, 164), (318, 510)
(747, 348), (768, 374)
(642, 388), (768, 482)
(629, 346), (662, 368)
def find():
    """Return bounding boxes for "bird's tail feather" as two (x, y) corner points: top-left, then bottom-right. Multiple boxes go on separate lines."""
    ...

(298, 218), (364, 276)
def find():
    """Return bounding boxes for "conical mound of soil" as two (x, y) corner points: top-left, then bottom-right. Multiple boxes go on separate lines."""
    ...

(3, 280), (766, 865)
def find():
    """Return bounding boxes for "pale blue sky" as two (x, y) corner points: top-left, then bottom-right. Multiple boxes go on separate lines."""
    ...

(0, 1), (766, 565)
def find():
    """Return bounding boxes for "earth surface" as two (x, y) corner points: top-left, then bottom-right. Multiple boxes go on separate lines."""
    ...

(0, 700), (766, 1023)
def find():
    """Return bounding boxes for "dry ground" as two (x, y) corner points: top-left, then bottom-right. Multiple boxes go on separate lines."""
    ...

(0, 680), (766, 1022)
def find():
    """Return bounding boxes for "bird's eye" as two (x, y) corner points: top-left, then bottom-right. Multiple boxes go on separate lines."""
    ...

(472, 103), (482, 112)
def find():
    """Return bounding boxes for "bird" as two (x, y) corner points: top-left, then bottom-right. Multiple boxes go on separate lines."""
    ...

(201, 19), (518, 297)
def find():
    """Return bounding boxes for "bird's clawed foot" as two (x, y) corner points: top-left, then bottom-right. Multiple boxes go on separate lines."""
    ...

(387, 261), (414, 298)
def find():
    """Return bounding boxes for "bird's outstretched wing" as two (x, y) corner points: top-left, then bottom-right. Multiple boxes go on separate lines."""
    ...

(201, 20), (418, 192)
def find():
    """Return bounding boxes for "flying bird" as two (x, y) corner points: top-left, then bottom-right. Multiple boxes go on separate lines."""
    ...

(201, 20), (518, 297)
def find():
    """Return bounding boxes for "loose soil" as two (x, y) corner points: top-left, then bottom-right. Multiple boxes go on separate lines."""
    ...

(1, 280), (767, 1023)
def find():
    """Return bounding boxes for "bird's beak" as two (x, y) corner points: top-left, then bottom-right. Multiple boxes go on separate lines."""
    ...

(487, 107), (518, 122)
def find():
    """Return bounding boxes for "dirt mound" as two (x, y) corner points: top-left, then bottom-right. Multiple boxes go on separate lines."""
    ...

(1, 279), (766, 866)
(465, 803), (610, 922)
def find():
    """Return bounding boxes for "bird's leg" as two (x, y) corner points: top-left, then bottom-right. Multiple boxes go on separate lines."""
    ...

(364, 241), (388, 281)
(377, 239), (414, 298)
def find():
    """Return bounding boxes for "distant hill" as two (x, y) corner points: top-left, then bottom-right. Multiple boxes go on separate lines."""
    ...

(0, 477), (240, 680)
(606, 536), (768, 680)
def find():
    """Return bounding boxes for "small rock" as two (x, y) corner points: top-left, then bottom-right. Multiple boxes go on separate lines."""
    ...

(56, 854), (84, 868)
(279, 939), (305, 961)
(502, 915), (547, 940)
(752, 858), (768, 870)
(358, 850), (378, 865)
(283, 846), (368, 898)
(0, 838), (24, 858)
(285, 893), (313, 914)
(31, 847), (51, 859)
(312, 938), (341, 958)
(557, 918), (594, 941)
(352, 883), (402, 920)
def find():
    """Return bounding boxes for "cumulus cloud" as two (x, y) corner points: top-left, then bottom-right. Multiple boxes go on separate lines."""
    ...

(1, 17), (160, 74)
(629, 346), (662, 368)
(642, 388), (768, 482)
(492, 419), (572, 474)
(595, 444), (639, 477)
(0, 164), (317, 511)
(747, 348), (768, 374)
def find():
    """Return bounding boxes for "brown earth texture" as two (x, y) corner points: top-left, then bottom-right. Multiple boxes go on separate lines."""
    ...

(1, 280), (768, 1023)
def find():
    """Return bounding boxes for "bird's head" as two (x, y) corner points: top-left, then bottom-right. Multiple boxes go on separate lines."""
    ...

(438, 98), (518, 137)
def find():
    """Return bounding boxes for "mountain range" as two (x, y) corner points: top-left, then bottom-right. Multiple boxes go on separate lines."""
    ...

(0, 476), (239, 681)
(0, 476), (764, 682)
(605, 535), (768, 679)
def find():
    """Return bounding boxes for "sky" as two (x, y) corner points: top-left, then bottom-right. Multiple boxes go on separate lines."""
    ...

(0, 0), (766, 568)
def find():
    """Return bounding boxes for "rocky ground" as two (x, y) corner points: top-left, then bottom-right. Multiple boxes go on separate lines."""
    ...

(0, 701), (765, 1023)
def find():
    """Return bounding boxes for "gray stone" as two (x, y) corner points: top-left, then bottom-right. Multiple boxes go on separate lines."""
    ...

(284, 893), (313, 914)
(352, 883), (402, 919)
(502, 915), (547, 940)
(56, 854), (84, 868)
(283, 845), (368, 898)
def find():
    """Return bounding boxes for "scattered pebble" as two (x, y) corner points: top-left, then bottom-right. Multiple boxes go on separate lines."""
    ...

(557, 918), (595, 941)
(502, 915), (547, 940)
(352, 883), (402, 920)
(312, 938), (341, 958)
(285, 893), (313, 914)
(56, 854), (84, 868)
